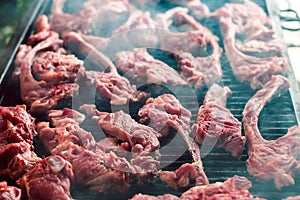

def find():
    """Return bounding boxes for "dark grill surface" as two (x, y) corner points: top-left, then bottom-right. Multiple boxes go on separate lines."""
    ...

(0, 0), (300, 200)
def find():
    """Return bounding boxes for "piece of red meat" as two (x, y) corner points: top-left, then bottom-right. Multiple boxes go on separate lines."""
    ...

(37, 108), (141, 194)
(32, 51), (83, 83)
(19, 32), (80, 114)
(0, 105), (37, 147)
(213, 0), (288, 89)
(96, 138), (161, 183)
(18, 155), (74, 200)
(81, 105), (161, 157)
(156, 7), (222, 89)
(50, 0), (132, 36)
(18, 15), (83, 114)
(0, 142), (40, 181)
(84, 70), (149, 105)
(160, 163), (203, 190)
(192, 84), (245, 158)
(115, 48), (187, 86)
(37, 108), (96, 154)
(59, 143), (135, 193)
(0, 105), (41, 180)
(112, 9), (159, 48)
(138, 94), (194, 156)
(27, 15), (52, 46)
(63, 31), (116, 72)
(0, 181), (21, 200)
(131, 175), (265, 200)
(138, 94), (208, 186)
(243, 75), (300, 189)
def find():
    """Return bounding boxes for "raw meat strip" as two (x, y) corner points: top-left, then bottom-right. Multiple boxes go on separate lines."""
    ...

(115, 48), (187, 86)
(85, 70), (149, 105)
(243, 75), (300, 189)
(156, 7), (222, 88)
(138, 94), (209, 186)
(213, 0), (288, 89)
(192, 84), (245, 158)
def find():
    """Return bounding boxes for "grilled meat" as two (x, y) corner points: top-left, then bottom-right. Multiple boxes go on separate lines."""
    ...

(138, 94), (208, 186)
(243, 75), (300, 189)
(192, 84), (245, 158)
(156, 7), (222, 88)
(0, 182), (21, 200)
(131, 175), (265, 200)
(18, 155), (74, 200)
(115, 48), (187, 86)
(213, 0), (288, 89)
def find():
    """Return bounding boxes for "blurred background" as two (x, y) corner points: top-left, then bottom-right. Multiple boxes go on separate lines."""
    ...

(0, 0), (30, 54)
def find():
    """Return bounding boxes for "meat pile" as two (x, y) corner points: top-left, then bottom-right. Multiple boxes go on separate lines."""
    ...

(0, 105), (40, 181)
(3, 0), (299, 199)
(131, 175), (265, 200)
(0, 105), (76, 199)
(37, 108), (137, 193)
(213, 0), (288, 89)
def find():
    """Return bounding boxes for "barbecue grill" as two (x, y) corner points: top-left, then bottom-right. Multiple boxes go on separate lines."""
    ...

(0, 0), (299, 199)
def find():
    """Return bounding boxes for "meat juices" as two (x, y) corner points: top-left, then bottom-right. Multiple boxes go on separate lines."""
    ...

(192, 84), (245, 158)
(243, 75), (300, 189)
(156, 7), (222, 89)
(131, 175), (265, 200)
(213, 0), (288, 89)
(18, 156), (74, 200)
